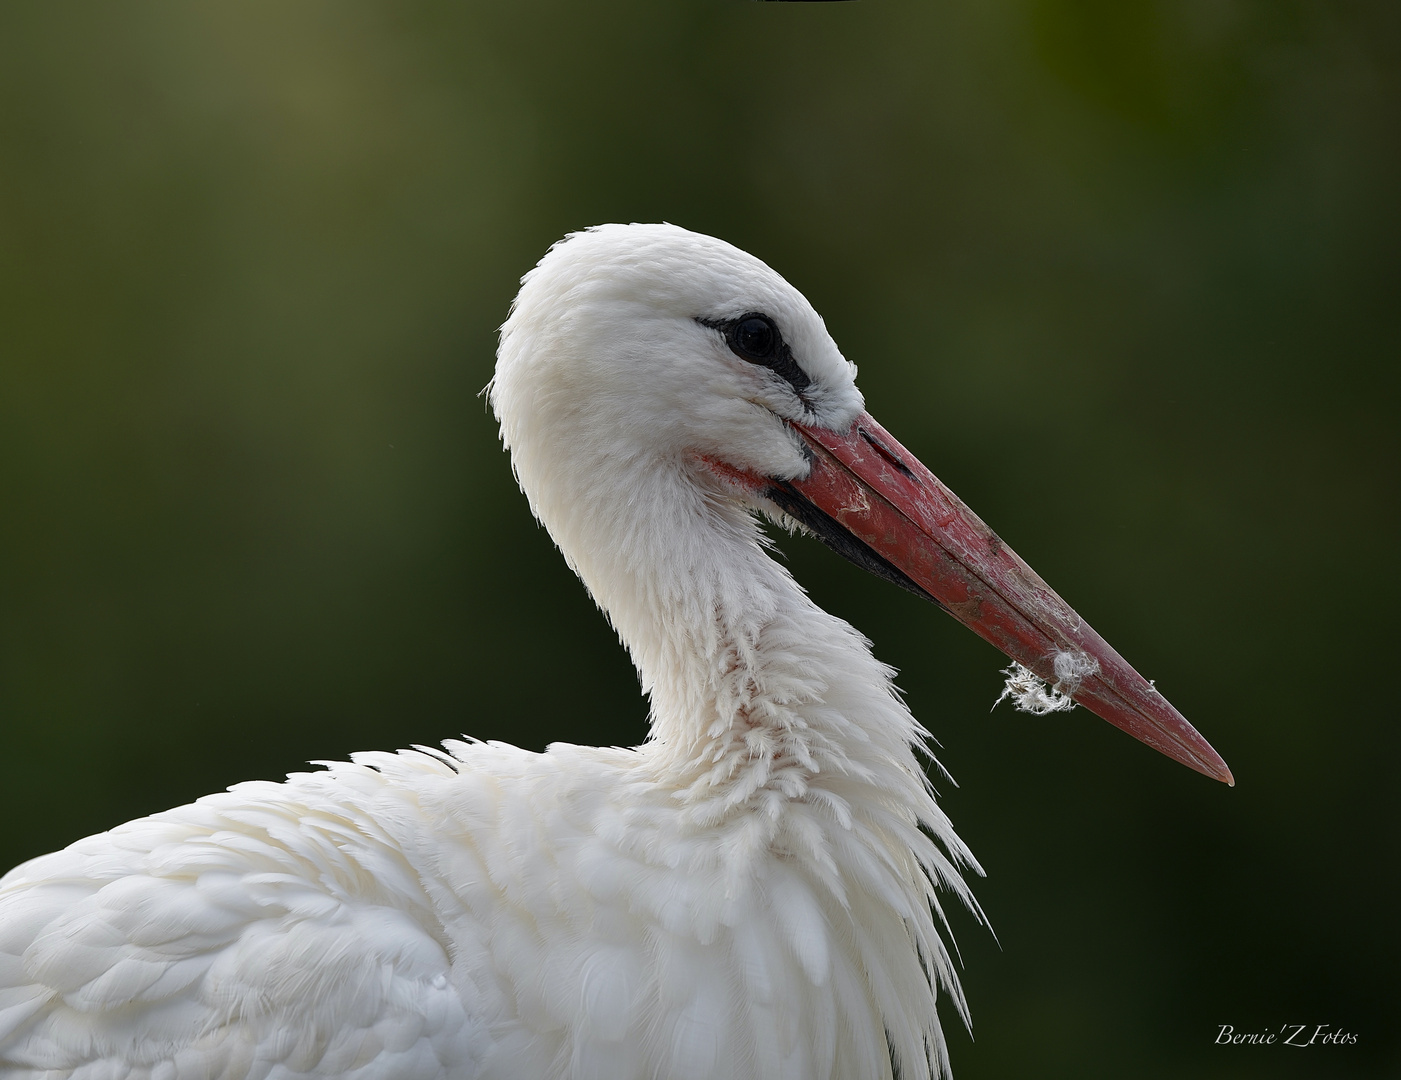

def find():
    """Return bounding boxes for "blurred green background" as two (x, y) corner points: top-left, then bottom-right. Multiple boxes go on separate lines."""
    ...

(1, 2), (1396, 1076)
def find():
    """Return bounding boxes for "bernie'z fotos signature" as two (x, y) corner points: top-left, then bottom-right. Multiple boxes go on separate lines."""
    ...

(1216, 1024), (1358, 1048)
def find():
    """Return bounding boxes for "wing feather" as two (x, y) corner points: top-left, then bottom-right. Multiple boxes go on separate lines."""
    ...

(0, 781), (484, 1080)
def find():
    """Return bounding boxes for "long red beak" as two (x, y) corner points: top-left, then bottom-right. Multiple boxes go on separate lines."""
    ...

(766, 410), (1233, 785)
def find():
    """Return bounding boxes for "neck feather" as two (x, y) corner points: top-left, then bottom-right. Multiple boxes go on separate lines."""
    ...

(527, 449), (985, 1073)
(545, 456), (934, 805)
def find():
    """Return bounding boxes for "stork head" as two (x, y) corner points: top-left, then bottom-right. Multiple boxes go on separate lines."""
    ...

(491, 223), (1233, 785)
(492, 222), (862, 497)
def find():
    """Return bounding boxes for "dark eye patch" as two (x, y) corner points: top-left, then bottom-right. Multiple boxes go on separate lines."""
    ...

(697, 313), (812, 397)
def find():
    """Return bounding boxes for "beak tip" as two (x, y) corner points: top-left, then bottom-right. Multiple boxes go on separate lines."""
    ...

(1199, 752), (1234, 787)
(1190, 739), (1235, 787)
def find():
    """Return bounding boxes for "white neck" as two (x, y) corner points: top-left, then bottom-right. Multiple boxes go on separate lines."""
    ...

(538, 451), (930, 812)
(540, 451), (983, 1073)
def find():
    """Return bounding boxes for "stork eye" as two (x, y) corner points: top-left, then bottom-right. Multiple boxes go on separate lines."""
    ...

(732, 316), (778, 362)
(695, 311), (812, 396)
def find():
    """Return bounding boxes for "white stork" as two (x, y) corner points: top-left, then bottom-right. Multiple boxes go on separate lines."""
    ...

(0, 223), (1231, 1080)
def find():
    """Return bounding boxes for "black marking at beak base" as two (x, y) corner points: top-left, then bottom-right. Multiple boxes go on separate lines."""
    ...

(763, 482), (946, 610)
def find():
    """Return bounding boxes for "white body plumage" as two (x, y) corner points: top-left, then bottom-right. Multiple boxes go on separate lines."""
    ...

(0, 225), (981, 1079)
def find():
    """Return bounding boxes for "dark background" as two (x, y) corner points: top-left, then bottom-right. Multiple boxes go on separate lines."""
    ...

(1, 3), (1396, 1077)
